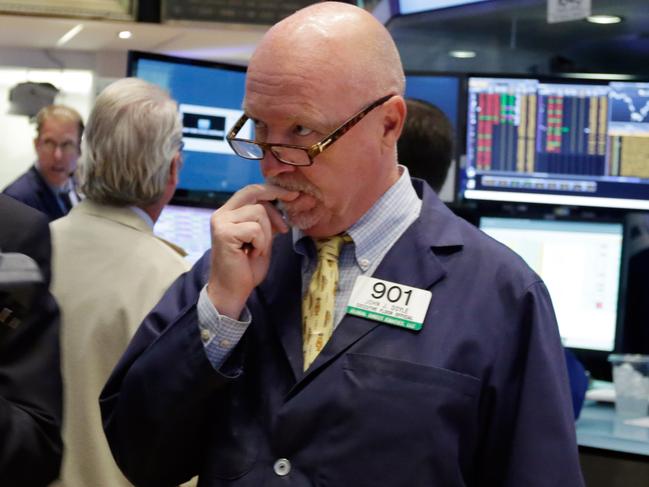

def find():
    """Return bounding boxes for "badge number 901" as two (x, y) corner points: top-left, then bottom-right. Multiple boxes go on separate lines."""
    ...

(371, 282), (413, 306)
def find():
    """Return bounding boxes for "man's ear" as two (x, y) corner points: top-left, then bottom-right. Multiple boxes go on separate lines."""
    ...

(169, 153), (181, 187)
(381, 96), (406, 151)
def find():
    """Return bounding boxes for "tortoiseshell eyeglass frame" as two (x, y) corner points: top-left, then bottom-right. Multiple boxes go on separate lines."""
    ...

(226, 94), (396, 167)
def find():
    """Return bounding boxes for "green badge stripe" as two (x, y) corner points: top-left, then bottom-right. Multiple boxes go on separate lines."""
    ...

(346, 306), (422, 331)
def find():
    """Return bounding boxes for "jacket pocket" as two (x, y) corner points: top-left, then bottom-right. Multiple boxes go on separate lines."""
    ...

(343, 352), (480, 397)
(322, 352), (482, 486)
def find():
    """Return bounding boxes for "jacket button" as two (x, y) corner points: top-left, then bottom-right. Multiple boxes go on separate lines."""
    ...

(273, 458), (291, 476)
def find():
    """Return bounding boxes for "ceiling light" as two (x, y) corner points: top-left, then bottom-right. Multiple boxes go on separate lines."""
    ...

(449, 50), (476, 59)
(586, 15), (622, 25)
(56, 24), (83, 47)
(118, 30), (132, 40)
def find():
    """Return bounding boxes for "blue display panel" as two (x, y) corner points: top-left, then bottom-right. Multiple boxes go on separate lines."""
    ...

(398, 0), (490, 15)
(404, 72), (460, 132)
(404, 72), (462, 202)
(128, 51), (263, 204)
(461, 77), (649, 210)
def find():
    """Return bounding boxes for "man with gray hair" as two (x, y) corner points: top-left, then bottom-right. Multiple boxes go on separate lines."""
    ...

(101, 3), (584, 486)
(50, 78), (190, 487)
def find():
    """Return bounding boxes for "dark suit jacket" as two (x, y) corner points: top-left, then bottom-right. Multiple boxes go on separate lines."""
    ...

(101, 180), (584, 487)
(2, 166), (67, 222)
(0, 194), (63, 486)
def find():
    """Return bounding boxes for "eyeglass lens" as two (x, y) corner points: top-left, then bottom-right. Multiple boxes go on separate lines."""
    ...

(270, 146), (310, 166)
(41, 139), (78, 154)
(230, 139), (263, 159)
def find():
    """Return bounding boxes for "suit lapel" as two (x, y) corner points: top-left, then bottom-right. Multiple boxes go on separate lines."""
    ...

(258, 234), (304, 381)
(32, 167), (65, 219)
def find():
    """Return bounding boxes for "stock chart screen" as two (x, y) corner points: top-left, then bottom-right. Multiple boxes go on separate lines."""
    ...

(461, 77), (649, 210)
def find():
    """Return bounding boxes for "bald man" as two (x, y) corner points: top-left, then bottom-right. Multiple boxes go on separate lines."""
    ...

(101, 3), (584, 486)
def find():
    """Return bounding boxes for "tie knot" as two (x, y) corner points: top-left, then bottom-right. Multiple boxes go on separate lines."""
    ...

(315, 234), (351, 261)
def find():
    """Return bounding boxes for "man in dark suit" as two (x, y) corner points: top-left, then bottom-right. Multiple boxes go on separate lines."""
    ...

(100, 3), (584, 486)
(0, 194), (63, 485)
(3, 105), (83, 222)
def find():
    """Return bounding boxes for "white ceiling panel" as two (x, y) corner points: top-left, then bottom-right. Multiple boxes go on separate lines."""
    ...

(0, 14), (267, 63)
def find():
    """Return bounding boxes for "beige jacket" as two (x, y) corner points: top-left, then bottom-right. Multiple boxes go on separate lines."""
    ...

(50, 200), (191, 487)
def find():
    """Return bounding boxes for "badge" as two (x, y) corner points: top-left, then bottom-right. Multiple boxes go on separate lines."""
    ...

(346, 276), (431, 331)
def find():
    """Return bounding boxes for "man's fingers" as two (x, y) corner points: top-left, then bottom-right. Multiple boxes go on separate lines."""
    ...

(212, 204), (273, 252)
(230, 221), (270, 256)
(210, 183), (299, 259)
(220, 183), (298, 212)
(260, 201), (289, 234)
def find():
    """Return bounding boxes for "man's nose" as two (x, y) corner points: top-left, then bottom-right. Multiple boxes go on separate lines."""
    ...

(261, 150), (296, 179)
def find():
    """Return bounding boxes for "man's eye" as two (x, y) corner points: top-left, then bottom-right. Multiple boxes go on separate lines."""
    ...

(294, 125), (314, 136)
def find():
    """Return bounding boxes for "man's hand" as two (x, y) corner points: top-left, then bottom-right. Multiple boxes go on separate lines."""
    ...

(206, 184), (299, 319)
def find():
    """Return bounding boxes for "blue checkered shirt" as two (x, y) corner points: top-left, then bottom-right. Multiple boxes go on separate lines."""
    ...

(197, 166), (422, 368)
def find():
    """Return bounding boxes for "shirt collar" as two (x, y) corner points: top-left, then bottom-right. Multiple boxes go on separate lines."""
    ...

(129, 206), (154, 229)
(292, 165), (421, 263)
(346, 165), (421, 267)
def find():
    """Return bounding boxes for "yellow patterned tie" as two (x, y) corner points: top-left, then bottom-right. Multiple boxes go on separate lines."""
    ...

(302, 234), (351, 371)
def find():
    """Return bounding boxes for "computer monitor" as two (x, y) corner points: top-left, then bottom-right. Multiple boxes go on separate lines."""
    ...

(154, 204), (214, 265)
(128, 51), (263, 206)
(460, 76), (649, 211)
(398, 0), (491, 15)
(405, 72), (461, 131)
(479, 216), (624, 361)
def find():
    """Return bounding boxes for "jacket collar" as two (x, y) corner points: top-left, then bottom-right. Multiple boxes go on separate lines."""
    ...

(71, 200), (187, 256)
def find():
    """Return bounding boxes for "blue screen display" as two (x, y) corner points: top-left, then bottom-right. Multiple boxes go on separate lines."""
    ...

(404, 73), (460, 133)
(399, 0), (490, 15)
(129, 52), (263, 202)
(403, 73), (462, 202)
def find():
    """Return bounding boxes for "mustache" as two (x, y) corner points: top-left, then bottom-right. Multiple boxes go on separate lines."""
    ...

(266, 175), (322, 199)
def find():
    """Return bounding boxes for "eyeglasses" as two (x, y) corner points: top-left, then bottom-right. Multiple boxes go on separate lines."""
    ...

(39, 139), (79, 156)
(226, 94), (395, 167)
